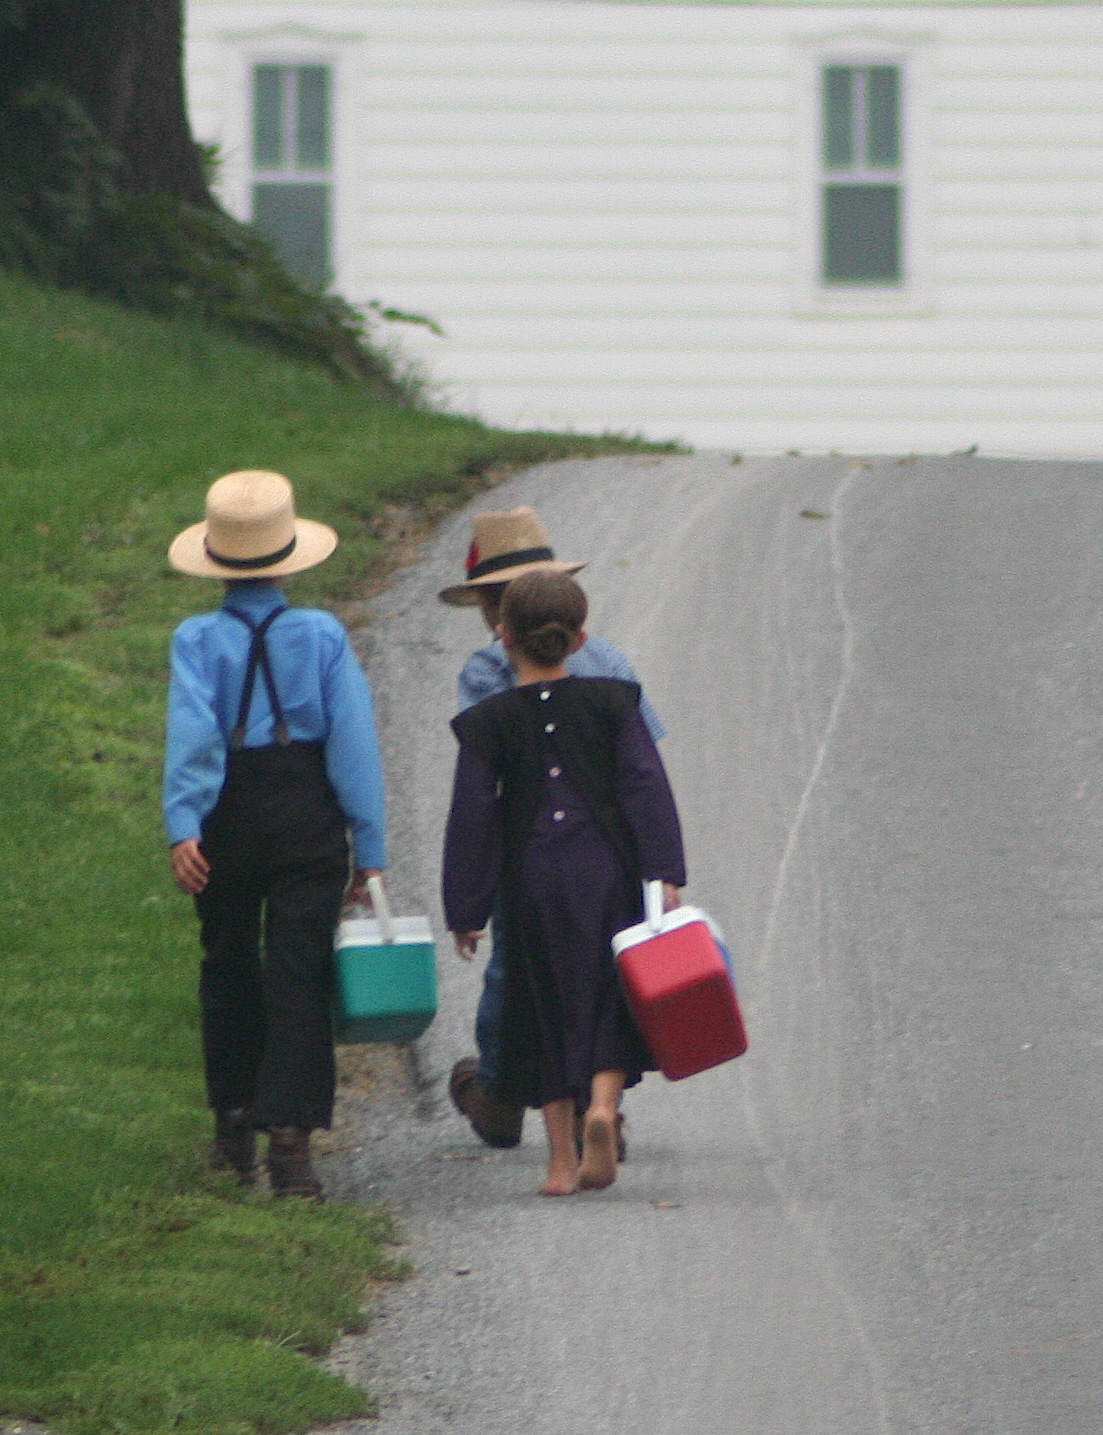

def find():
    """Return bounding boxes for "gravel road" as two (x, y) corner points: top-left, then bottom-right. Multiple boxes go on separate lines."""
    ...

(319, 451), (1103, 1435)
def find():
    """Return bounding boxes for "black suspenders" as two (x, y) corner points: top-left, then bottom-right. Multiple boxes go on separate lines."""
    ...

(225, 608), (291, 751)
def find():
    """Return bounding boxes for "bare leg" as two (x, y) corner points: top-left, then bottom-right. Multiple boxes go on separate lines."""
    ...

(541, 1097), (580, 1196)
(579, 1069), (625, 1191)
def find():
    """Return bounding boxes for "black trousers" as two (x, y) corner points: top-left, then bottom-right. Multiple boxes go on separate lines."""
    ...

(196, 742), (348, 1131)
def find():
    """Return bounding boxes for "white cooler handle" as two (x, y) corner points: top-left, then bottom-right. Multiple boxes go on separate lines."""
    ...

(367, 875), (396, 944)
(644, 879), (665, 933)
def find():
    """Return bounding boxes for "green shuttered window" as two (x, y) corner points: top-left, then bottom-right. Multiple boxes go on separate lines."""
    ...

(821, 65), (902, 287)
(251, 65), (332, 287)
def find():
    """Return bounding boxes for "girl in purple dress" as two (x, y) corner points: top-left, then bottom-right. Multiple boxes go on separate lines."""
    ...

(443, 571), (686, 1196)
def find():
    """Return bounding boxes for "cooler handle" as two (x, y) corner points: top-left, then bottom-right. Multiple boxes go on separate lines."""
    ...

(644, 879), (664, 933)
(367, 875), (396, 944)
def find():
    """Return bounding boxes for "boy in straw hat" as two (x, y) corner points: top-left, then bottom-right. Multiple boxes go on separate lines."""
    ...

(164, 471), (386, 1199)
(439, 507), (664, 1151)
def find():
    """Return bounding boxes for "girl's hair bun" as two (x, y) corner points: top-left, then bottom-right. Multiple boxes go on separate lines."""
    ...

(501, 570), (588, 667)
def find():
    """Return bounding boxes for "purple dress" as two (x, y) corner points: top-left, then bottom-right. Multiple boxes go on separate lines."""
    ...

(443, 677), (686, 1110)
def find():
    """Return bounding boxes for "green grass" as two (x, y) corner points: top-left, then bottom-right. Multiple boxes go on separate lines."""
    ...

(0, 268), (674, 1432)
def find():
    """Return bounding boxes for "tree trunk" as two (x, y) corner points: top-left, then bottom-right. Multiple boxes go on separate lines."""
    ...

(0, 1), (406, 397)
(1, 0), (211, 204)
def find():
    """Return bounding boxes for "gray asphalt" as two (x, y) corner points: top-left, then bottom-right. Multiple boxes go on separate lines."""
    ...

(320, 452), (1103, 1435)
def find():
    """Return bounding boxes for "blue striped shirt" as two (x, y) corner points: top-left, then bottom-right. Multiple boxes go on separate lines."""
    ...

(163, 583), (386, 869)
(457, 633), (666, 740)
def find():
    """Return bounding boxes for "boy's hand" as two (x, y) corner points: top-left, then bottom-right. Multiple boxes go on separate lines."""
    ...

(347, 868), (384, 907)
(171, 839), (210, 895)
(662, 882), (681, 912)
(453, 931), (483, 961)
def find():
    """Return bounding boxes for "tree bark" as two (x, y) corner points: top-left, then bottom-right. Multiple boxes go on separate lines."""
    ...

(0, 1), (405, 396)
(1, 0), (211, 204)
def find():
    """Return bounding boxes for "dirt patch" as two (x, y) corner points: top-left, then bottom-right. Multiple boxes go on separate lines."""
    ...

(313, 1044), (420, 1161)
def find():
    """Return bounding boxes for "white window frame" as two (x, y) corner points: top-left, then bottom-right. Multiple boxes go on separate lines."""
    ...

(250, 61), (334, 285)
(251, 64), (332, 190)
(211, 25), (360, 292)
(792, 30), (932, 317)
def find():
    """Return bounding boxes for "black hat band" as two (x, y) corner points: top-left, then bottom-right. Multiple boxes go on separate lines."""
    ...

(466, 546), (554, 582)
(204, 535), (298, 570)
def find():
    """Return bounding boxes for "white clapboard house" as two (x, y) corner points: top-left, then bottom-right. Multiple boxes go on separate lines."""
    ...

(184, 1), (1103, 454)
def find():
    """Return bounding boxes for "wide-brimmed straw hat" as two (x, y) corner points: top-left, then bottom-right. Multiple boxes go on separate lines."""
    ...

(438, 506), (585, 606)
(168, 471), (338, 579)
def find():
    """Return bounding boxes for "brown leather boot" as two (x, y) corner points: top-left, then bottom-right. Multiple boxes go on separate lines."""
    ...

(266, 1127), (324, 1201)
(210, 1107), (257, 1183)
(449, 1058), (524, 1149)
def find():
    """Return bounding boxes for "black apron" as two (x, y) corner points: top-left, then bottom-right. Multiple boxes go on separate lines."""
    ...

(199, 607), (347, 871)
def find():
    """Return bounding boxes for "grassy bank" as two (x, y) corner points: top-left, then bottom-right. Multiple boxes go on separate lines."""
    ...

(0, 269), (673, 1433)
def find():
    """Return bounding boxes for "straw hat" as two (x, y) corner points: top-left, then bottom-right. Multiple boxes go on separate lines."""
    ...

(438, 506), (585, 606)
(168, 471), (338, 579)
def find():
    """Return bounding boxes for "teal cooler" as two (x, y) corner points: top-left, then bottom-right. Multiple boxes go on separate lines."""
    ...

(333, 880), (437, 1043)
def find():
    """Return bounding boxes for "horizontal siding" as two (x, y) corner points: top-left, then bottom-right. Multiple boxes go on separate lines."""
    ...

(214, 1), (1103, 39)
(354, 178), (793, 210)
(932, 109), (1103, 145)
(568, 419), (1103, 455)
(936, 215), (1103, 245)
(359, 40), (788, 74)
(186, 1), (1103, 454)
(362, 243), (1099, 286)
(183, 54), (223, 134)
(361, 75), (795, 109)
(353, 279), (801, 313)
(191, 3), (1103, 42)
(933, 180), (1103, 212)
(360, 212), (794, 245)
(935, 250), (1103, 282)
(223, 1), (1103, 37)
(430, 348), (1103, 384)
(927, 280), (1103, 310)
(364, 231), (1101, 275)
(357, 143), (790, 178)
(358, 245), (791, 281)
(940, 42), (1103, 74)
(455, 381), (1102, 420)
(416, 314), (1103, 347)
(361, 107), (792, 146)
(346, 277), (1103, 318)
(936, 146), (1103, 179)
(933, 76), (1103, 108)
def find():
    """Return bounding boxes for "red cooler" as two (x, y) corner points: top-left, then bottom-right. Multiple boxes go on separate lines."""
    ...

(613, 882), (748, 1081)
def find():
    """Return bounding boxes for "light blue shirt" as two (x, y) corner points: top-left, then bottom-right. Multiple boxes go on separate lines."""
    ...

(457, 632), (666, 741)
(163, 583), (386, 869)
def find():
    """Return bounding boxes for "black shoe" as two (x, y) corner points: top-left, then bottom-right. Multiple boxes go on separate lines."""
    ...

(266, 1126), (324, 1201)
(210, 1107), (257, 1183)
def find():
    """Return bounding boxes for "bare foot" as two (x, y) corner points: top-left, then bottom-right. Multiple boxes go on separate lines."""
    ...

(578, 1111), (617, 1191)
(540, 1156), (579, 1197)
